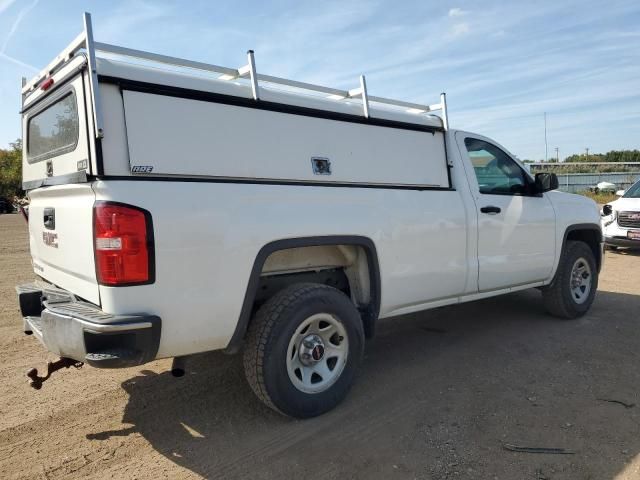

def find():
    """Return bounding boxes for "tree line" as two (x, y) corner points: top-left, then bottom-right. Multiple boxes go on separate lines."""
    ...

(0, 140), (22, 199)
(562, 150), (640, 163)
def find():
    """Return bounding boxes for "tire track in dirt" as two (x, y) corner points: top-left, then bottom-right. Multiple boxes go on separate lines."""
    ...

(2, 214), (640, 480)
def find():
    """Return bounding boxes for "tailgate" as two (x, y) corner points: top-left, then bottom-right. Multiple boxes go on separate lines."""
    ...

(28, 184), (99, 304)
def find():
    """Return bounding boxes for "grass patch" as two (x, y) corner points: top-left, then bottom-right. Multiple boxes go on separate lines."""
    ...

(578, 190), (619, 204)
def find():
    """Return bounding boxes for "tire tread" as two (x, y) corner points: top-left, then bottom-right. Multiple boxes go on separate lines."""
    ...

(243, 283), (343, 414)
(542, 240), (597, 319)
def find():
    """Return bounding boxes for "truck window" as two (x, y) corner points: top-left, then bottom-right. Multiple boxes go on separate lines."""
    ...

(27, 91), (79, 162)
(464, 138), (529, 195)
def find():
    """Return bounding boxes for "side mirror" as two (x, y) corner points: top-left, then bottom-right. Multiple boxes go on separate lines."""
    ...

(534, 173), (559, 193)
(602, 204), (613, 216)
(616, 189), (625, 197)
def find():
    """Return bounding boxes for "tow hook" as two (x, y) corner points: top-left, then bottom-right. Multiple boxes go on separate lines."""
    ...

(26, 357), (84, 390)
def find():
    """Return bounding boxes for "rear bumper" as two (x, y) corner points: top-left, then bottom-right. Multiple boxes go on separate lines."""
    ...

(604, 236), (640, 248)
(16, 283), (161, 368)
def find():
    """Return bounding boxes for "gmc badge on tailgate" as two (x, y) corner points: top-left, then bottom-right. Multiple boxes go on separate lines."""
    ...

(42, 232), (58, 248)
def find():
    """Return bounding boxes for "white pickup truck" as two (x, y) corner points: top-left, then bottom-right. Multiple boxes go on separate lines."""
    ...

(16, 14), (602, 418)
(601, 179), (640, 248)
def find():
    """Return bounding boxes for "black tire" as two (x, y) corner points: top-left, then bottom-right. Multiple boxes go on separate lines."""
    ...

(243, 283), (364, 418)
(542, 240), (598, 319)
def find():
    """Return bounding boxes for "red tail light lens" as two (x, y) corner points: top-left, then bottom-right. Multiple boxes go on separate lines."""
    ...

(94, 202), (154, 286)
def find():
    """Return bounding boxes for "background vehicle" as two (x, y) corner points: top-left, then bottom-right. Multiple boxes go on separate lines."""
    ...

(602, 179), (640, 249)
(590, 181), (617, 194)
(15, 13), (602, 418)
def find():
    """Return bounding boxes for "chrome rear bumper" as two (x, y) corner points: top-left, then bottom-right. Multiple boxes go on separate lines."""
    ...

(16, 282), (161, 368)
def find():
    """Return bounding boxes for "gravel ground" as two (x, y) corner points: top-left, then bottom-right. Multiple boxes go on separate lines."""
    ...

(1, 213), (639, 480)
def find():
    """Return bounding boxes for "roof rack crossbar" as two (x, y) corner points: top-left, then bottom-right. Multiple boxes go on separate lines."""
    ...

(22, 12), (450, 133)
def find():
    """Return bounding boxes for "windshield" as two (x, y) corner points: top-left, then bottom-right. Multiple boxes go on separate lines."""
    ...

(623, 180), (640, 198)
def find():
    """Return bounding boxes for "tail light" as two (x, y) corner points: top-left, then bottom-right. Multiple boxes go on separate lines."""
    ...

(94, 202), (154, 286)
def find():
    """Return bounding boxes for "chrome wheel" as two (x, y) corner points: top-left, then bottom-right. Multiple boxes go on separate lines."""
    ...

(570, 257), (592, 304)
(286, 313), (349, 394)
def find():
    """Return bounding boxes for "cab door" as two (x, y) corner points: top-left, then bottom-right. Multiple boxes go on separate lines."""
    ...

(456, 132), (556, 292)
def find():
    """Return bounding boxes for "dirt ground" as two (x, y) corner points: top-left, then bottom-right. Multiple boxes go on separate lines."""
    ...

(1, 213), (640, 480)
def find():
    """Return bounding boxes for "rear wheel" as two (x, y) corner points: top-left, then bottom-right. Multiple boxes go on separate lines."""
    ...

(243, 283), (364, 418)
(542, 240), (598, 319)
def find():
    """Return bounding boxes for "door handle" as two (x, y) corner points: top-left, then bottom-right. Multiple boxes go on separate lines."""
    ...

(480, 206), (501, 215)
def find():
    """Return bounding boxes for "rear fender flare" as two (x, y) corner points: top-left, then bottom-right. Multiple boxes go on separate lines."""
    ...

(224, 235), (381, 353)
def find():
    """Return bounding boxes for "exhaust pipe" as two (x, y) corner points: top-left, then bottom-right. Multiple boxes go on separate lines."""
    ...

(171, 356), (187, 377)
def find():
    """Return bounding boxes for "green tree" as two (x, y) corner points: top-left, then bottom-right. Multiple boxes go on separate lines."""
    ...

(564, 150), (640, 163)
(0, 139), (23, 199)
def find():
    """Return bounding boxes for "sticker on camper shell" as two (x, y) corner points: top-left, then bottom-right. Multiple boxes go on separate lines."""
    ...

(131, 165), (154, 173)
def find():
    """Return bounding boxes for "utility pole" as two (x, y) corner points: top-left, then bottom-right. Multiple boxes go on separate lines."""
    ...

(555, 147), (559, 162)
(585, 147), (589, 162)
(544, 112), (548, 162)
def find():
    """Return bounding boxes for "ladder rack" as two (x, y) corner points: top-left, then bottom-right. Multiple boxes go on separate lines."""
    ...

(22, 12), (449, 139)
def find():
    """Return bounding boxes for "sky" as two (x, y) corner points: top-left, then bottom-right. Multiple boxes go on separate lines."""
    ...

(0, 0), (638, 160)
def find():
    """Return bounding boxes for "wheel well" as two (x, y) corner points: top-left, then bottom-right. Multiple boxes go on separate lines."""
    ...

(224, 237), (381, 353)
(566, 227), (602, 272)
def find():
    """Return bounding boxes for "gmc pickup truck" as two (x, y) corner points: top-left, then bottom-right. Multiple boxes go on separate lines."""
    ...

(16, 13), (602, 418)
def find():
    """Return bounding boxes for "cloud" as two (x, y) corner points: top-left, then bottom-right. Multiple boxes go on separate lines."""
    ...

(450, 22), (470, 37)
(0, 0), (639, 158)
(0, 51), (37, 71)
(0, 0), (38, 53)
(0, 0), (17, 16)
(96, 1), (175, 42)
(448, 8), (469, 17)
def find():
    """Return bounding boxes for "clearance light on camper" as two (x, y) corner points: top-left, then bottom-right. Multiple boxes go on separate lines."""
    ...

(94, 202), (154, 286)
(40, 78), (54, 91)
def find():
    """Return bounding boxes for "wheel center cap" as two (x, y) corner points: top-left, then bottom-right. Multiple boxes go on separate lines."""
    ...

(299, 334), (325, 365)
(311, 344), (325, 361)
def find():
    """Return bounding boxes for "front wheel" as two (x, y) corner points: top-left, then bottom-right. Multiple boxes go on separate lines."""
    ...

(243, 283), (364, 418)
(542, 240), (598, 319)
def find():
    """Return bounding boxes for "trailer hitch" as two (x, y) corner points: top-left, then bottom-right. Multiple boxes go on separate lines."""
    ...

(26, 358), (84, 390)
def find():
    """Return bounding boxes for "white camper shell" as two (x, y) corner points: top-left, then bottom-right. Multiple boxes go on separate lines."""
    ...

(21, 14), (450, 190)
(17, 13), (603, 418)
